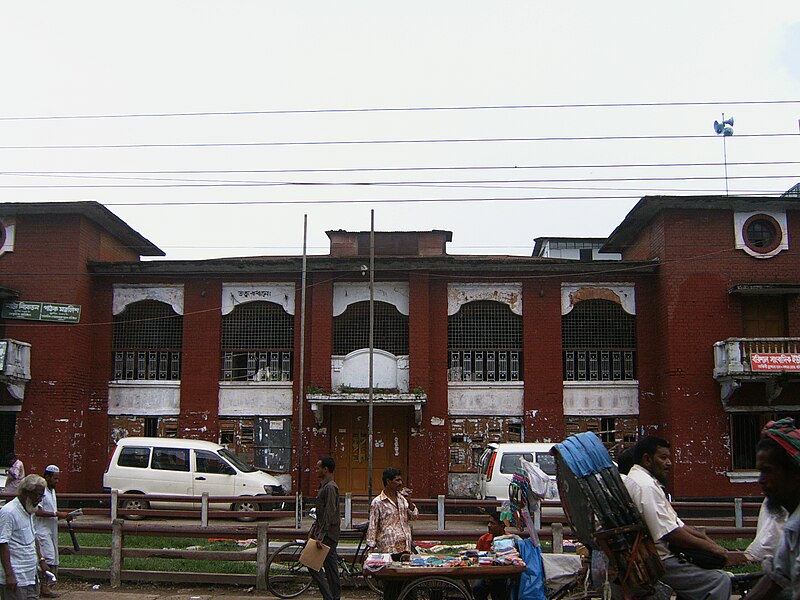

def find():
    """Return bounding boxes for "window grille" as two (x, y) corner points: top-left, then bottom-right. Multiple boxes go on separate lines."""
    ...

(448, 301), (523, 382)
(332, 301), (409, 355)
(562, 299), (636, 381)
(731, 412), (800, 470)
(220, 301), (294, 381)
(564, 415), (637, 458)
(112, 300), (183, 381)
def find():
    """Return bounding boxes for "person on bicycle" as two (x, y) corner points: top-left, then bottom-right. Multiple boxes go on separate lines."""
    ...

(624, 436), (733, 600)
(308, 456), (341, 600)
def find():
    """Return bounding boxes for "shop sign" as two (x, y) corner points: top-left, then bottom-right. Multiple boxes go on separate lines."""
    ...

(2, 300), (81, 323)
(750, 352), (800, 372)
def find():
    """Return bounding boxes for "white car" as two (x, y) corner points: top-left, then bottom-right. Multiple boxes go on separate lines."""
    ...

(477, 442), (560, 502)
(103, 437), (284, 519)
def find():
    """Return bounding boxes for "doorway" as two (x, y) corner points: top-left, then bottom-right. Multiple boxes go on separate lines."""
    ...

(331, 406), (409, 496)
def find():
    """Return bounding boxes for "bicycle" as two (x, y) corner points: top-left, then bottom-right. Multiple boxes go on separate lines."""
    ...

(266, 521), (382, 598)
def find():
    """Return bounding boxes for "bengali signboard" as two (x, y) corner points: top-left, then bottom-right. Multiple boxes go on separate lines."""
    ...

(2, 300), (81, 323)
(750, 352), (800, 372)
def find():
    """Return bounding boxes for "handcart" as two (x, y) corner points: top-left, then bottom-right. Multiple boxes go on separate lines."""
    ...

(551, 433), (663, 600)
(367, 562), (526, 600)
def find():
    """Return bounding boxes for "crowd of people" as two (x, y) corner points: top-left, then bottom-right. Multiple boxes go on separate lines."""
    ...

(1, 457), (71, 600)
(6, 418), (800, 600)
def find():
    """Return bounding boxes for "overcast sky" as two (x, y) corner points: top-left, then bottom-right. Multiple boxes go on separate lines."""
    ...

(1, 2), (799, 260)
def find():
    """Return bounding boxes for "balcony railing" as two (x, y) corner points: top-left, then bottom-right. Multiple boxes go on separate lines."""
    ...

(448, 350), (522, 382)
(713, 337), (800, 401)
(221, 350), (293, 382)
(563, 349), (635, 381)
(113, 350), (181, 381)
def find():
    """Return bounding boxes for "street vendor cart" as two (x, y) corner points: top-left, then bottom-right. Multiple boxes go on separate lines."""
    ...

(366, 561), (526, 600)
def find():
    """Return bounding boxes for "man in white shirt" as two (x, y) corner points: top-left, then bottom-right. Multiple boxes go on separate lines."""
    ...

(747, 418), (800, 600)
(0, 475), (49, 600)
(34, 466), (70, 598)
(624, 436), (732, 600)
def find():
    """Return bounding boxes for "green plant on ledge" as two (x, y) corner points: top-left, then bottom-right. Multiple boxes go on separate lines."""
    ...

(306, 385), (325, 395)
(412, 385), (426, 397)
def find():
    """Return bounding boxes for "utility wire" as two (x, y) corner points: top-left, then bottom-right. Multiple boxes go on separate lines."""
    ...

(4, 160), (800, 175)
(0, 132), (796, 151)
(0, 99), (798, 121)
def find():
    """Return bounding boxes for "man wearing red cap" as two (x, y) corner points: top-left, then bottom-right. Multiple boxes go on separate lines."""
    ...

(747, 418), (800, 600)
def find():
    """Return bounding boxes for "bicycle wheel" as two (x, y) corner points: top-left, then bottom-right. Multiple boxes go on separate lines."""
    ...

(359, 552), (383, 595)
(267, 541), (313, 599)
(396, 576), (471, 600)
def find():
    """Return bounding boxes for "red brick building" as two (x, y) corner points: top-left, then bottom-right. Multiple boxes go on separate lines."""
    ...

(1, 196), (798, 499)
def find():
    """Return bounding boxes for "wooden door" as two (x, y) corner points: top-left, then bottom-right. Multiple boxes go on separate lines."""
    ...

(331, 406), (409, 496)
(742, 296), (788, 337)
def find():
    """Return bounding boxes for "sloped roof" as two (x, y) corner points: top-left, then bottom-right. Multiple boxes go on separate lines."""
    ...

(0, 201), (164, 257)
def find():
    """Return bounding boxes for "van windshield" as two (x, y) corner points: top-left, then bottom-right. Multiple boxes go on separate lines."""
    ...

(218, 449), (257, 473)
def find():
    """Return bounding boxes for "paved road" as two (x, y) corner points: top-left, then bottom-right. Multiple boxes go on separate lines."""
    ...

(55, 581), (370, 599)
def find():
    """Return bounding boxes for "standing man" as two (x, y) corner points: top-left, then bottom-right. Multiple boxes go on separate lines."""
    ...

(747, 418), (800, 600)
(308, 456), (340, 600)
(366, 467), (418, 555)
(3, 455), (24, 496)
(34, 466), (70, 598)
(0, 475), (49, 600)
(366, 467), (418, 600)
(623, 436), (733, 600)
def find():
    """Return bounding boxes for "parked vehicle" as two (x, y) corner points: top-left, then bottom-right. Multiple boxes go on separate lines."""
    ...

(103, 437), (283, 519)
(477, 442), (559, 502)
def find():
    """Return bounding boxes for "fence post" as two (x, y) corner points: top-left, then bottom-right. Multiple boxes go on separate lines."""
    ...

(533, 505), (541, 532)
(552, 522), (564, 553)
(734, 497), (743, 529)
(256, 522), (269, 592)
(344, 492), (352, 529)
(201, 492), (209, 528)
(437, 495), (445, 531)
(110, 518), (124, 588)
(110, 489), (118, 521)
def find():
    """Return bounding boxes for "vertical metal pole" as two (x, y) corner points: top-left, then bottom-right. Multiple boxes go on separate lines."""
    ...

(296, 215), (308, 528)
(734, 497), (743, 529)
(368, 210), (375, 502)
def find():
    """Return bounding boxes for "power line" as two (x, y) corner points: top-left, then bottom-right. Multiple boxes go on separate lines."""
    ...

(0, 99), (798, 121)
(3, 159), (799, 175)
(0, 132), (796, 151)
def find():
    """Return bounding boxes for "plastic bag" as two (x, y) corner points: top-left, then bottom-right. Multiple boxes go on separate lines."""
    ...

(512, 537), (546, 600)
(519, 458), (551, 501)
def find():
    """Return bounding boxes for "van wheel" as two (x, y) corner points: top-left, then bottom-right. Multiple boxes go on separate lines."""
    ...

(232, 499), (260, 522)
(121, 496), (149, 520)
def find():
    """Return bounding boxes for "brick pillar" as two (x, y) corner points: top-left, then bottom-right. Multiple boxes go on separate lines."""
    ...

(523, 279), (564, 442)
(178, 280), (222, 440)
(410, 276), (449, 497)
(301, 276), (333, 496)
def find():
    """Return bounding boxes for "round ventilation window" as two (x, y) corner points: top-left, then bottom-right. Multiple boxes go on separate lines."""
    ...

(742, 214), (782, 254)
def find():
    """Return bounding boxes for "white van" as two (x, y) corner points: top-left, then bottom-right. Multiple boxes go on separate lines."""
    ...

(477, 442), (559, 502)
(103, 437), (283, 518)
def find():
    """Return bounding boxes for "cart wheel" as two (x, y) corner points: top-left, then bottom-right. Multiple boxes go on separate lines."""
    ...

(266, 541), (313, 598)
(397, 576), (471, 600)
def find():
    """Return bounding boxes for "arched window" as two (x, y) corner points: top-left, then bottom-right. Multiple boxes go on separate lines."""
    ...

(562, 299), (636, 381)
(112, 300), (183, 380)
(448, 300), (523, 381)
(220, 301), (294, 381)
(332, 301), (409, 355)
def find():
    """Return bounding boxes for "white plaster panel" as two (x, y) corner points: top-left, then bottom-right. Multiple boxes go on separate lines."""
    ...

(108, 383), (180, 415)
(113, 284), (184, 315)
(734, 211), (789, 259)
(448, 383), (524, 416)
(218, 383), (293, 416)
(561, 283), (635, 316)
(562, 381), (639, 416)
(221, 283), (296, 315)
(0, 218), (16, 257)
(332, 282), (409, 316)
(448, 283), (522, 316)
(331, 350), (409, 392)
